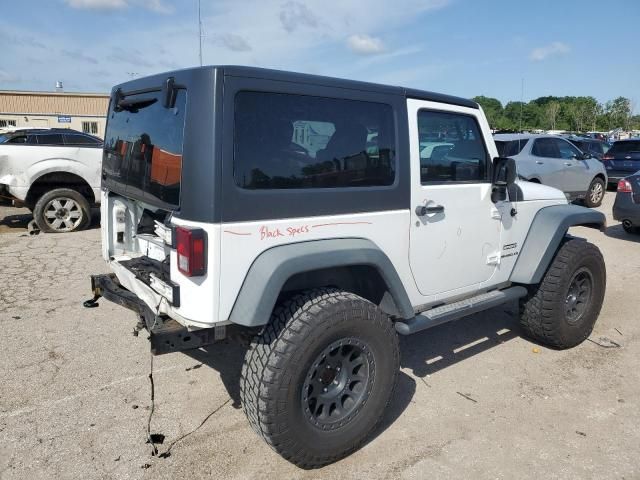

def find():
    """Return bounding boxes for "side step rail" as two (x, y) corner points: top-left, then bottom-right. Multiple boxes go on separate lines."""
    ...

(395, 286), (528, 335)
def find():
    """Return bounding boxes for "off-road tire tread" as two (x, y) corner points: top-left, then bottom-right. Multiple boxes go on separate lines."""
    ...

(240, 287), (399, 468)
(520, 238), (605, 349)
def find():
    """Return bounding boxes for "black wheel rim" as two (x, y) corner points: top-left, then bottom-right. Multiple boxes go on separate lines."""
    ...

(565, 268), (593, 325)
(302, 337), (374, 430)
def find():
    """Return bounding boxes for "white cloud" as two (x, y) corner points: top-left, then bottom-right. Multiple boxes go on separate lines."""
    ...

(64, 0), (127, 9)
(212, 33), (252, 52)
(64, 0), (173, 13)
(279, 1), (318, 32)
(346, 34), (385, 55)
(530, 41), (571, 61)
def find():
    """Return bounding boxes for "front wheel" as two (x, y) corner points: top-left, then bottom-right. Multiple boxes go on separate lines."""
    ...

(33, 188), (91, 233)
(520, 239), (606, 349)
(584, 177), (605, 208)
(240, 288), (399, 469)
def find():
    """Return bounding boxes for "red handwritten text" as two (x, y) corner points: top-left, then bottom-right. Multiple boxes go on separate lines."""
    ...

(260, 226), (285, 240)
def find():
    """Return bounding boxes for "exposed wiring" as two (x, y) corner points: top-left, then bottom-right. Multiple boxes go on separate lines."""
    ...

(146, 353), (158, 456)
(158, 398), (231, 459)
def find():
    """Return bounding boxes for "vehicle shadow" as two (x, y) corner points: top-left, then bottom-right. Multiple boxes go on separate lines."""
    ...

(604, 223), (640, 243)
(0, 208), (101, 233)
(184, 303), (521, 450)
(185, 338), (416, 448)
(0, 212), (32, 231)
(400, 301), (520, 378)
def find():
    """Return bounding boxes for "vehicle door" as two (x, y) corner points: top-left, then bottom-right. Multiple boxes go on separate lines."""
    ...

(408, 100), (502, 299)
(554, 137), (590, 193)
(529, 138), (567, 191)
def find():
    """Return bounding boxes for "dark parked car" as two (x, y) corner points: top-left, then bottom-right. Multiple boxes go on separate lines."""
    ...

(602, 139), (640, 188)
(613, 173), (640, 234)
(566, 136), (610, 160)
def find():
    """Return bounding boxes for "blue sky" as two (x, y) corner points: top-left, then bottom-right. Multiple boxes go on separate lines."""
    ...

(1, 0), (638, 110)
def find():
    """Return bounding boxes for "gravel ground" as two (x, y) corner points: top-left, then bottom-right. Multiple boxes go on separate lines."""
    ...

(0, 193), (639, 480)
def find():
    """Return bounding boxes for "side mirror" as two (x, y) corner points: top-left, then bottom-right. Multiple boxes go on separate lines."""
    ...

(581, 152), (592, 160)
(492, 157), (517, 187)
(491, 157), (517, 203)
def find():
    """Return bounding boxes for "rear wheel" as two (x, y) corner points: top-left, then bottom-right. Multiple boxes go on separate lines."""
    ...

(33, 188), (91, 233)
(520, 239), (605, 349)
(240, 288), (399, 468)
(584, 177), (605, 208)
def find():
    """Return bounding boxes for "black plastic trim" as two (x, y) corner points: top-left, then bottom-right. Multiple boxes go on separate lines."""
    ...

(227, 238), (414, 327)
(509, 204), (605, 284)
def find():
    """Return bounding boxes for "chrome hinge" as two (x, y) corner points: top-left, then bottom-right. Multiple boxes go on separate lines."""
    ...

(486, 252), (501, 265)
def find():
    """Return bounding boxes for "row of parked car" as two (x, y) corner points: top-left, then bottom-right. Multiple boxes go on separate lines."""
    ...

(0, 125), (639, 234)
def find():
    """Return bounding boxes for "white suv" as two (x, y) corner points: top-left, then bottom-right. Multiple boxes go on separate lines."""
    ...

(87, 67), (607, 468)
(0, 128), (103, 232)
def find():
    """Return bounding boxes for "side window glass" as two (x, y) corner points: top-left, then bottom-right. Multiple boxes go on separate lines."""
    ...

(233, 92), (396, 189)
(7, 135), (27, 144)
(532, 138), (560, 158)
(64, 134), (99, 145)
(36, 134), (64, 145)
(556, 139), (581, 159)
(417, 110), (488, 183)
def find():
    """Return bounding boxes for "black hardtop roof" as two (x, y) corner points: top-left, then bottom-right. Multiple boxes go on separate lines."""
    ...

(114, 65), (479, 110)
(219, 65), (478, 109)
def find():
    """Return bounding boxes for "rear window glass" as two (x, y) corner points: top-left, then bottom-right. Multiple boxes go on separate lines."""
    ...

(233, 91), (396, 189)
(609, 141), (640, 153)
(102, 89), (187, 207)
(495, 139), (528, 157)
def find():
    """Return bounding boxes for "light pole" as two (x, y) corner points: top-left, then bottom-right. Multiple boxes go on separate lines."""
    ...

(198, 0), (203, 66)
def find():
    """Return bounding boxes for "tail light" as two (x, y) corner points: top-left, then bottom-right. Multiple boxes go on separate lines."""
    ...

(602, 154), (614, 161)
(175, 226), (206, 276)
(617, 179), (633, 193)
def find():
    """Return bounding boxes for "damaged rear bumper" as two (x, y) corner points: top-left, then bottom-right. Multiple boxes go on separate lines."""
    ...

(87, 273), (225, 355)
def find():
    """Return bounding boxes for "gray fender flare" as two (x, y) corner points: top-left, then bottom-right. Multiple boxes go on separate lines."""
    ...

(227, 238), (414, 327)
(509, 204), (605, 284)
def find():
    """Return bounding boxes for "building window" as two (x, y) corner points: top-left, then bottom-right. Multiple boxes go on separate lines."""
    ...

(82, 121), (99, 135)
(0, 119), (17, 128)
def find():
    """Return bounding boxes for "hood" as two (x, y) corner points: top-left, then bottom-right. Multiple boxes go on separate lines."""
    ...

(517, 179), (567, 202)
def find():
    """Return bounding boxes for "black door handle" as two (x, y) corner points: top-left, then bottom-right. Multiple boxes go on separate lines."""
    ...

(416, 204), (445, 216)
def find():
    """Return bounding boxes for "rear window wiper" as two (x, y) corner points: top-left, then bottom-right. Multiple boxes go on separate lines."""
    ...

(115, 96), (157, 113)
(113, 77), (181, 113)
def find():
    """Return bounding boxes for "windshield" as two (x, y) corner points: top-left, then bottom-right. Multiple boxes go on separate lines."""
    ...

(102, 89), (187, 208)
(0, 133), (11, 144)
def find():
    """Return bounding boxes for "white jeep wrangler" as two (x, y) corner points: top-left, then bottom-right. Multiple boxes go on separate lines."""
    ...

(87, 67), (606, 468)
(0, 127), (102, 232)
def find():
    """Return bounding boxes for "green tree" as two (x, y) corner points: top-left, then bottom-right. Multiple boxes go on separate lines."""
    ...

(472, 96), (503, 129)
